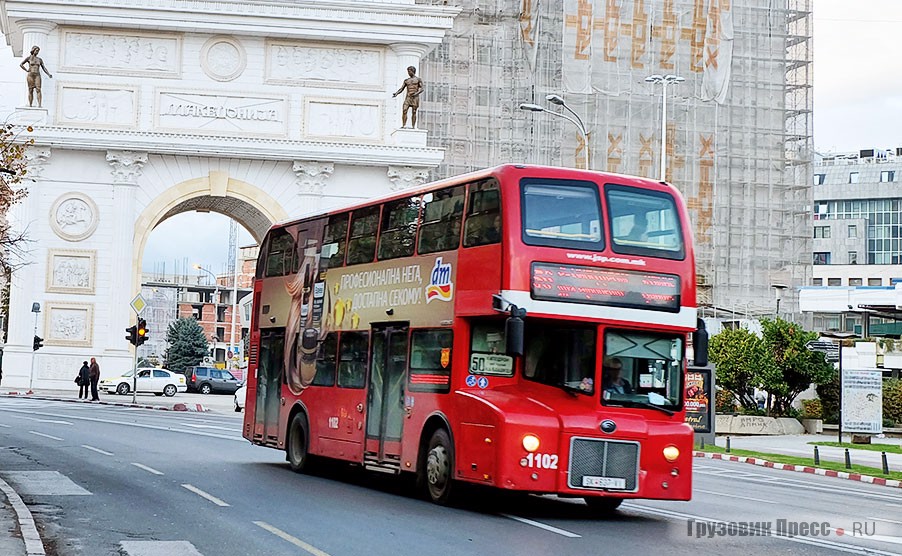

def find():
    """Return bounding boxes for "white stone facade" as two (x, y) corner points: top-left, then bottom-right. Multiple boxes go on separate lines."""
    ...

(0, 0), (459, 388)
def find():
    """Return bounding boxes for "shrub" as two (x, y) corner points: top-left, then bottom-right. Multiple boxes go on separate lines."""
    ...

(884, 378), (902, 426)
(801, 398), (823, 419)
(816, 371), (840, 422)
(715, 388), (737, 414)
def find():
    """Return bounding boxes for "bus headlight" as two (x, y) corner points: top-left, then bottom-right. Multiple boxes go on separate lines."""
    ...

(663, 445), (680, 462)
(522, 434), (540, 452)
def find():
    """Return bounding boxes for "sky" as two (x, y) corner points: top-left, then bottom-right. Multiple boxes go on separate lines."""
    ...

(1, 1), (900, 272)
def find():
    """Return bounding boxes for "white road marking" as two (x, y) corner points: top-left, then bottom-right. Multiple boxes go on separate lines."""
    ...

(624, 503), (902, 556)
(827, 528), (902, 546)
(119, 540), (204, 556)
(182, 423), (241, 432)
(500, 513), (581, 538)
(254, 521), (332, 556)
(0, 423), (10, 427)
(694, 488), (778, 505)
(868, 517), (902, 525)
(181, 484), (229, 507)
(0, 471), (91, 496)
(29, 418), (73, 425)
(131, 463), (164, 475)
(29, 431), (63, 441)
(82, 445), (113, 456)
(0, 475), (46, 555)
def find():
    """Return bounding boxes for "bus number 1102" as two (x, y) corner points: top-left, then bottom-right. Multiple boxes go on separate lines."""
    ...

(524, 453), (559, 469)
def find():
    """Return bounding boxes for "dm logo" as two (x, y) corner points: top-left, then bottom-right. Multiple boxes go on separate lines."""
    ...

(425, 257), (454, 303)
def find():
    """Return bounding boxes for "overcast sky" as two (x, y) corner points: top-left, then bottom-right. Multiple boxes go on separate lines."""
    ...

(1, 1), (899, 272)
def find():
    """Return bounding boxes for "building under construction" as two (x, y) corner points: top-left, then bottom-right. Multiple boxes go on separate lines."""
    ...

(418, 0), (813, 320)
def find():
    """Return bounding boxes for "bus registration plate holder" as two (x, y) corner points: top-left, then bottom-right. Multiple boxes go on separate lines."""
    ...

(582, 476), (626, 489)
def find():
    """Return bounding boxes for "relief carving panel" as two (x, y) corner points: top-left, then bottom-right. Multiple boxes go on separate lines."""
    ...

(45, 303), (94, 347)
(37, 355), (89, 381)
(57, 84), (137, 128)
(60, 28), (181, 78)
(50, 193), (99, 242)
(304, 99), (382, 141)
(46, 249), (96, 294)
(266, 41), (383, 89)
(156, 90), (288, 137)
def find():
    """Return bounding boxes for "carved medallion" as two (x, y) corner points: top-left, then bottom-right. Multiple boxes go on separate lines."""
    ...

(201, 36), (246, 82)
(50, 193), (99, 242)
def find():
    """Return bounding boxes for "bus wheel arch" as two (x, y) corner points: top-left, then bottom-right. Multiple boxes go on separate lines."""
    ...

(286, 404), (310, 473)
(417, 414), (456, 504)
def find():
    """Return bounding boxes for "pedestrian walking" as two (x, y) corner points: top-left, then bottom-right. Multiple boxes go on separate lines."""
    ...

(77, 361), (90, 399)
(89, 357), (100, 401)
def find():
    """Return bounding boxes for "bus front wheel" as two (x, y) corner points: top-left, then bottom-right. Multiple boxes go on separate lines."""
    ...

(584, 497), (623, 515)
(424, 429), (455, 505)
(287, 414), (310, 473)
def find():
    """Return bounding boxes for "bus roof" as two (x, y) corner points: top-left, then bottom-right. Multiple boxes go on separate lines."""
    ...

(269, 164), (676, 232)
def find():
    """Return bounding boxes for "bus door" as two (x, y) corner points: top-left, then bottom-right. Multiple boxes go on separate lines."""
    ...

(254, 328), (284, 446)
(365, 324), (409, 465)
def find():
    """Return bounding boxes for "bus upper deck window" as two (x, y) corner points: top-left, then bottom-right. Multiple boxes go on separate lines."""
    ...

(464, 179), (502, 247)
(319, 214), (349, 271)
(264, 229), (295, 277)
(419, 186), (465, 254)
(346, 206), (380, 265)
(378, 197), (421, 260)
(606, 185), (684, 260)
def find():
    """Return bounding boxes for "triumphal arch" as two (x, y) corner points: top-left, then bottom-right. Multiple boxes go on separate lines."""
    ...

(0, 0), (459, 388)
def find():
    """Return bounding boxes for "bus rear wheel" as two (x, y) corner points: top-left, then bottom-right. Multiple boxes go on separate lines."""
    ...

(584, 497), (623, 515)
(287, 414), (310, 473)
(424, 429), (455, 505)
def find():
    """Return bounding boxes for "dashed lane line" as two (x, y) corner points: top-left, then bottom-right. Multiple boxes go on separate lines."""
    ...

(82, 445), (114, 456)
(119, 540), (203, 556)
(693, 488), (779, 505)
(29, 431), (63, 441)
(868, 517), (902, 525)
(131, 463), (164, 475)
(181, 484), (229, 507)
(254, 521), (332, 556)
(500, 514), (581, 538)
(0, 423), (9, 427)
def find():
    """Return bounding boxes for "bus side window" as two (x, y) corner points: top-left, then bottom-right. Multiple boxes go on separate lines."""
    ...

(338, 331), (368, 388)
(464, 179), (502, 247)
(264, 229), (295, 277)
(378, 196), (421, 260)
(346, 206), (380, 265)
(312, 332), (338, 386)
(319, 213), (348, 271)
(408, 329), (453, 393)
(418, 185), (465, 254)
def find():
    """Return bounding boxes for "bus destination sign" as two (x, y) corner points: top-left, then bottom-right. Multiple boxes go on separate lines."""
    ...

(531, 262), (680, 311)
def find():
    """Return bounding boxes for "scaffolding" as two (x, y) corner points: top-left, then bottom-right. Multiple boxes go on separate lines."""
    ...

(418, 0), (813, 320)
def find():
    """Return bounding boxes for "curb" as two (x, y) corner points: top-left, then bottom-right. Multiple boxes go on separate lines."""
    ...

(695, 451), (902, 488)
(1, 392), (209, 413)
(0, 475), (45, 556)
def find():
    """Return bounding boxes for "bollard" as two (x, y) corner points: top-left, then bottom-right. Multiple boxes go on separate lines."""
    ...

(883, 452), (890, 475)
(844, 448), (852, 470)
(726, 436), (731, 453)
(700, 437), (705, 450)
(814, 445), (820, 466)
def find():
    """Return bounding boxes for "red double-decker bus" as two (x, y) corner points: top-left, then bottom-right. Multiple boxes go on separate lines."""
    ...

(243, 164), (707, 511)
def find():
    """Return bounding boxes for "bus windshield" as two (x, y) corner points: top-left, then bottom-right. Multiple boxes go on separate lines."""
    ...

(521, 179), (603, 250)
(606, 185), (684, 259)
(602, 331), (683, 411)
(524, 320), (596, 395)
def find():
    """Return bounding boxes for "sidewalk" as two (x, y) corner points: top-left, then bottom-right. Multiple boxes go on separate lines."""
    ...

(0, 388), (211, 413)
(713, 433), (902, 471)
(0, 477), (38, 556)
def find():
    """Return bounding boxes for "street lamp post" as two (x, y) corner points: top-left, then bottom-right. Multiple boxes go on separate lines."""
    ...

(645, 74), (684, 181)
(519, 94), (591, 169)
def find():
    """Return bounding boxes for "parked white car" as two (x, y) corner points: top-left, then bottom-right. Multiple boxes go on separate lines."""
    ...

(234, 383), (246, 412)
(101, 368), (187, 397)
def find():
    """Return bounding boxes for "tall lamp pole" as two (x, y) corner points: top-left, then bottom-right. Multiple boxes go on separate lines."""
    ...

(519, 94), (591, 169)
(645, 74), (684, 181)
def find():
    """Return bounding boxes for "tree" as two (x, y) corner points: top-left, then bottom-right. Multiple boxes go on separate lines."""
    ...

(0, 124), (34, 272)
(760, 318), (834, 416)
(164, 317), (209, 373)
(709, 326), (768, 412)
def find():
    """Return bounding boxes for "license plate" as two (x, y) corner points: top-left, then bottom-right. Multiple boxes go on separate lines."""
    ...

(582, 476), (626, 489)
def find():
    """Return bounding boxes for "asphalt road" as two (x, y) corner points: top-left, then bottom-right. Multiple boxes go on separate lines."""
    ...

(1, 397), (902, 556)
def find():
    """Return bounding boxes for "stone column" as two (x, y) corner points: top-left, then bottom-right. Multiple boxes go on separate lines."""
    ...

(387, 165), (430, 192)
(16, 20), (57, 110)
(105, 150), (147, 355)
(293, 161), (334, 214)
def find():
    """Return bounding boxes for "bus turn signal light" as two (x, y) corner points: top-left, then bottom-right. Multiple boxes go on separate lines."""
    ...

(663, 445), (680, 462)
(522, 434), (540, 452)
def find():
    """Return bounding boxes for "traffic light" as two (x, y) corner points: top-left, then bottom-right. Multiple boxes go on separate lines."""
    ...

(136, 318), (148, 346)
(32, 335), (43, 351)
(126, 324), (137, 346)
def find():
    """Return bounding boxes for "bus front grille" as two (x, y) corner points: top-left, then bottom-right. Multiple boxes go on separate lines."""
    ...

(567, 437), (639, 492)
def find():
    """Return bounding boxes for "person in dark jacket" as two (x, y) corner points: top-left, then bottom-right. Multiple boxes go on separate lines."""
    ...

(77, 361), (90, 399)
(89, 357), (100, 401)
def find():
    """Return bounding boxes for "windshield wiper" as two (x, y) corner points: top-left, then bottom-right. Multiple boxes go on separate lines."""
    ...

(619, 400), (675, 416)
(556, 382), (583, 397)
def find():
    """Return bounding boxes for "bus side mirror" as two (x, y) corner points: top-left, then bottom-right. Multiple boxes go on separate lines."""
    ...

(505, 307), (526, 357)
(692, 318), (709, 367)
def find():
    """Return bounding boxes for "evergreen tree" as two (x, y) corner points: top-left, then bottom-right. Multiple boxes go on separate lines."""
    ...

(164, 317), (209, 373)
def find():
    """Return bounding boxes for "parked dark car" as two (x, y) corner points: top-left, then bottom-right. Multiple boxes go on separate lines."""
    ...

(184, 366), (241, 395)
